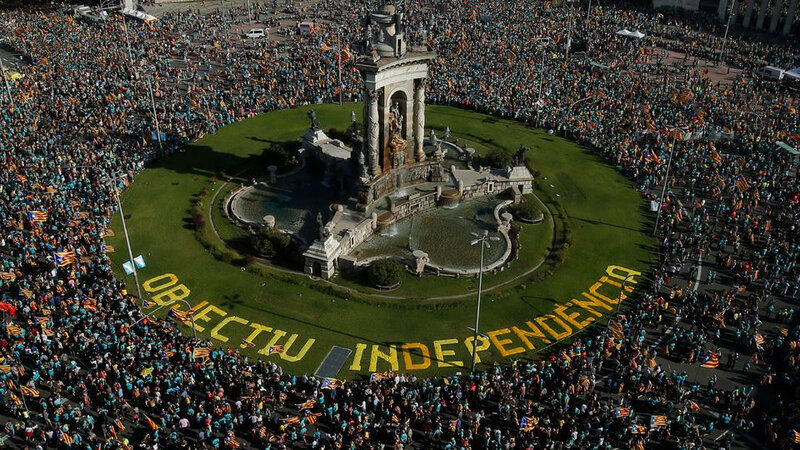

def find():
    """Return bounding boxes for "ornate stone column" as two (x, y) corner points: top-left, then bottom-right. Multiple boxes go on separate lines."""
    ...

(413, 79), (426, 162)
(366, 89), (381, 176)
(770, 0), (784, 32)
(756, 0), (770, 28)
(718, 0), (729, 20)
(784, 0), (799, 34)
(743, 0), (755, 27)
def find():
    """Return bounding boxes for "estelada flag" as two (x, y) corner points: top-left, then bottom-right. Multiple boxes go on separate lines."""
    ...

(240, 339), (255, 348)
(59, 430), (73, 445)
(700, 351), (719, 368)
(297, 399), (316, 410)
(21, 385), (39, 397)
(53, 251), (76, 267)
(192, 347), (211, 359)
(6, 324), (22, 336)
(27, 211), (48, 223)
(281, 416), (301, 425)
(267, 345), (284, 355)
(650, 415), (668, 427)
(615, 407), (631, 418)
(320, 377), (342, 390)
(305, 412), (321, 424)
(0, 365), (11, 373)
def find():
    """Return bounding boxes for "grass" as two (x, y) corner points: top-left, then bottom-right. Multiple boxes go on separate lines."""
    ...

(107, 104), (655, 377)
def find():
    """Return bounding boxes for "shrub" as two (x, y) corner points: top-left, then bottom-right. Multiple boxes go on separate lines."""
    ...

(512, 194), (541, 221)
(365, 259), (404, 287)
(251, 235), (275, 257)
(261, 142), (296, 170)
(250, 228), (292, 258)
(482, 147), (513, 168)
(193, 213), (206, 229)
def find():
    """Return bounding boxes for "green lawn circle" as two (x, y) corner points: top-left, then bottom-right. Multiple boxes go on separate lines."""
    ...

(108, 104), (655, 376)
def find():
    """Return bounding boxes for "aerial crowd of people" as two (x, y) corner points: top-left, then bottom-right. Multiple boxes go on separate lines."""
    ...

(0, 0), (800, 448)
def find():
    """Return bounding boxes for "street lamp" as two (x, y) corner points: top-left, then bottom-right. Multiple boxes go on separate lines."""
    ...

(718, 0), (736, 64)
(0, 56), (15, 111)
(133, 299), (199, 341)
(58, 165), (144, 302)
(469, 230), (500, 372)
(144, 68), (164, 153)
(105, 172), (144, 302)
(653, 125), (687, 236)
(604, 274), (659, 338)
(534, 37), (551, 128)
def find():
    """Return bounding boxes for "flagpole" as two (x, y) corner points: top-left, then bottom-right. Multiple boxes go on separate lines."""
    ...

(112, 173), (143, 302)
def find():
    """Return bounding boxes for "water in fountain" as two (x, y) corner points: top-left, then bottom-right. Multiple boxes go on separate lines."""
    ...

(381, 222), (399, 237)
(443, 199), (460, 209)
(352, 197), (507, 270)
(233, 166), (338, 242)
(391, 187), (411, 200)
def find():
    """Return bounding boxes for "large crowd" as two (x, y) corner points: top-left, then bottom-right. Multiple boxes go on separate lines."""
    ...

(0, 0), (799, 448)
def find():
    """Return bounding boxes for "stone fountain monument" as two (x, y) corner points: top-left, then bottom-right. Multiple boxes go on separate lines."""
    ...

(352, 0), (440, 209)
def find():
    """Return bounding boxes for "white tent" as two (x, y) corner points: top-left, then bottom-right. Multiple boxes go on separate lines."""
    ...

(616, 29), (646, 39)
(785, 68), (800, 81)
(122, 8), (157, 23)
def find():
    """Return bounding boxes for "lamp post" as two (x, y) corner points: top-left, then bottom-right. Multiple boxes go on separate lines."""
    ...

(120, 0), (134, 63)
(337, 28), (343, 105)
(0, 56), (15, 111)
(653, 126), (685, 236)
(133, 299), (198, 341)
(718, 0), (736, 63)
(107, 173), (144, 302)
(604, 274), (659, 337)
(469, 230), (500, 372)
(534, 37), (551, 128)
(145, 71), (164, 153)
(59, 165), (143, 302)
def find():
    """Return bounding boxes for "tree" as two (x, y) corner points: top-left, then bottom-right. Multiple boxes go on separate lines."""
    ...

(512, 194), (542, 221)
(250, 228), (291, 258)
(482, 148), (513, 168)
(251, 232), (276, 257)
(365, 259), (404, 287)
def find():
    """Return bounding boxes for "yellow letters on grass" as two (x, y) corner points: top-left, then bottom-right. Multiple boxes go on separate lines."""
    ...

(463, 335), (491, 364)
(536, 314), (572, 340)
(511, 321), (552, 351)
(434, 339), (463, 368)
(349, 343), (368, 371)
(210, 316), (249, 343)
(143, 273), (178, 293)
(190, 304), (226, 333)
(369, 345), (399, 372)
(401, 343), (431, 370)
(554, 302), (594, 329)
(487, 328), (525, 357)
